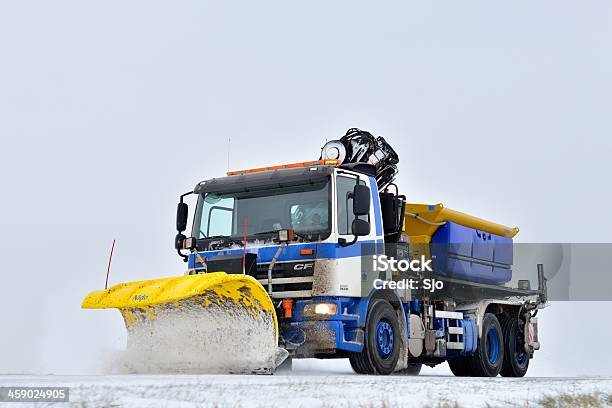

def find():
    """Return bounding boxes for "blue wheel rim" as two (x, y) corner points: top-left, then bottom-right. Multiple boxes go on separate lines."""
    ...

(486, 326), (500, 364)
(375, 319), (394, 359)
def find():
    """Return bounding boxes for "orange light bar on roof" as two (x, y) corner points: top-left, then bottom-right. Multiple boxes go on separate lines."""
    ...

(226, 159), (340, 176)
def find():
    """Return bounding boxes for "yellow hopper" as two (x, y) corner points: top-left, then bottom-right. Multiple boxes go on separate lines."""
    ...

(403, 203), (519, 244)
(82, 272), (284, 374)
(402, 203), (519, 260)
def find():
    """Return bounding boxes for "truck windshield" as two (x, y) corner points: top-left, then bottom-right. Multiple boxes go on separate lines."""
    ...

(193, 178), (330, 241)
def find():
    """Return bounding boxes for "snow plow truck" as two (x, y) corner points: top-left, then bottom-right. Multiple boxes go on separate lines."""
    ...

(82, 128), (547, 376)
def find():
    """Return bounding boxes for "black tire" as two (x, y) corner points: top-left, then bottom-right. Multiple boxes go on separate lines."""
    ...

(349, 300), (400, 375)
(500, 318), (530, 377)
(349, 351), (372, 374)
(448, 357), (472, 377)
(468, 313), (504, 377)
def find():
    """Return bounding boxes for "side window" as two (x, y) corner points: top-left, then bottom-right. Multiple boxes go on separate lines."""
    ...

(208, 206), (233, 237)
(199, 196), (234, 238)
(337, 176), (369, 235)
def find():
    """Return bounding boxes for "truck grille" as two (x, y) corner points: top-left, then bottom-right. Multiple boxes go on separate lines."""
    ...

(254, 261), (314, 299)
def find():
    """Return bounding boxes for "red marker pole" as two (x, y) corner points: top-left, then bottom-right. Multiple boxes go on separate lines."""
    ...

(105, 239), (116, 290)
(242, 218), (248, 274)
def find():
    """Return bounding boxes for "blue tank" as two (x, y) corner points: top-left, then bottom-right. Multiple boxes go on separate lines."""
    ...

(430, 222), (512, 284)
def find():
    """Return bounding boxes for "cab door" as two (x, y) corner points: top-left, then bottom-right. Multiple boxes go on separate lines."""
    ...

(335, 173), (376, 244)
(321, 171), (381, 297)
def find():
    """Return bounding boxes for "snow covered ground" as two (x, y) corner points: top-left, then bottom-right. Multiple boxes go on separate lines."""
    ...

(1, 361), (611, 408)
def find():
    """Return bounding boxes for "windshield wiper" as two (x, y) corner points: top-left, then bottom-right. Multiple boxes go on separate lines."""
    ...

(251, 230), (279, 237)
(203, 235), (244, 248)
(293, 231), (313, 242)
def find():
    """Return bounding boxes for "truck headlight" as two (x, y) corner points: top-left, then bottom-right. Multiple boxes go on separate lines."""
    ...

(304, 302), (338, 316)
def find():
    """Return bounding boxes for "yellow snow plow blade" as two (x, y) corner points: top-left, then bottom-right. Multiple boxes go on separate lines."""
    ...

(82, 272), (284, 374)
(82, 272), (277, 331)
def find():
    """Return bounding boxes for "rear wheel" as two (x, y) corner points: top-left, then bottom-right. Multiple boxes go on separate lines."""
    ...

(349, 300), (400, 375)
(500, 318), (529, 377)
(468, 313), (504, 377)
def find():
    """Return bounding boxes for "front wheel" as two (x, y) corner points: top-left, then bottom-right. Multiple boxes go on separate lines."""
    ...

(349, 300), (400, 375)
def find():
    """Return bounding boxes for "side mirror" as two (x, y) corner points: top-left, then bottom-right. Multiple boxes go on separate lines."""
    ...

(352, 184), (370, 216)
(339, 218), (371, 247)
(352, 219), (370, 236)
(176, 202), (188, 232)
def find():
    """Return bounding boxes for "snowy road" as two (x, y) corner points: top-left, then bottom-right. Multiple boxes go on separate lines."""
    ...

(1, 370), (611, 408)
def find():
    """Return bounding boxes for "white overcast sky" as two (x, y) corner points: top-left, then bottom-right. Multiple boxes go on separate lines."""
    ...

(0, 1), (610, 375)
